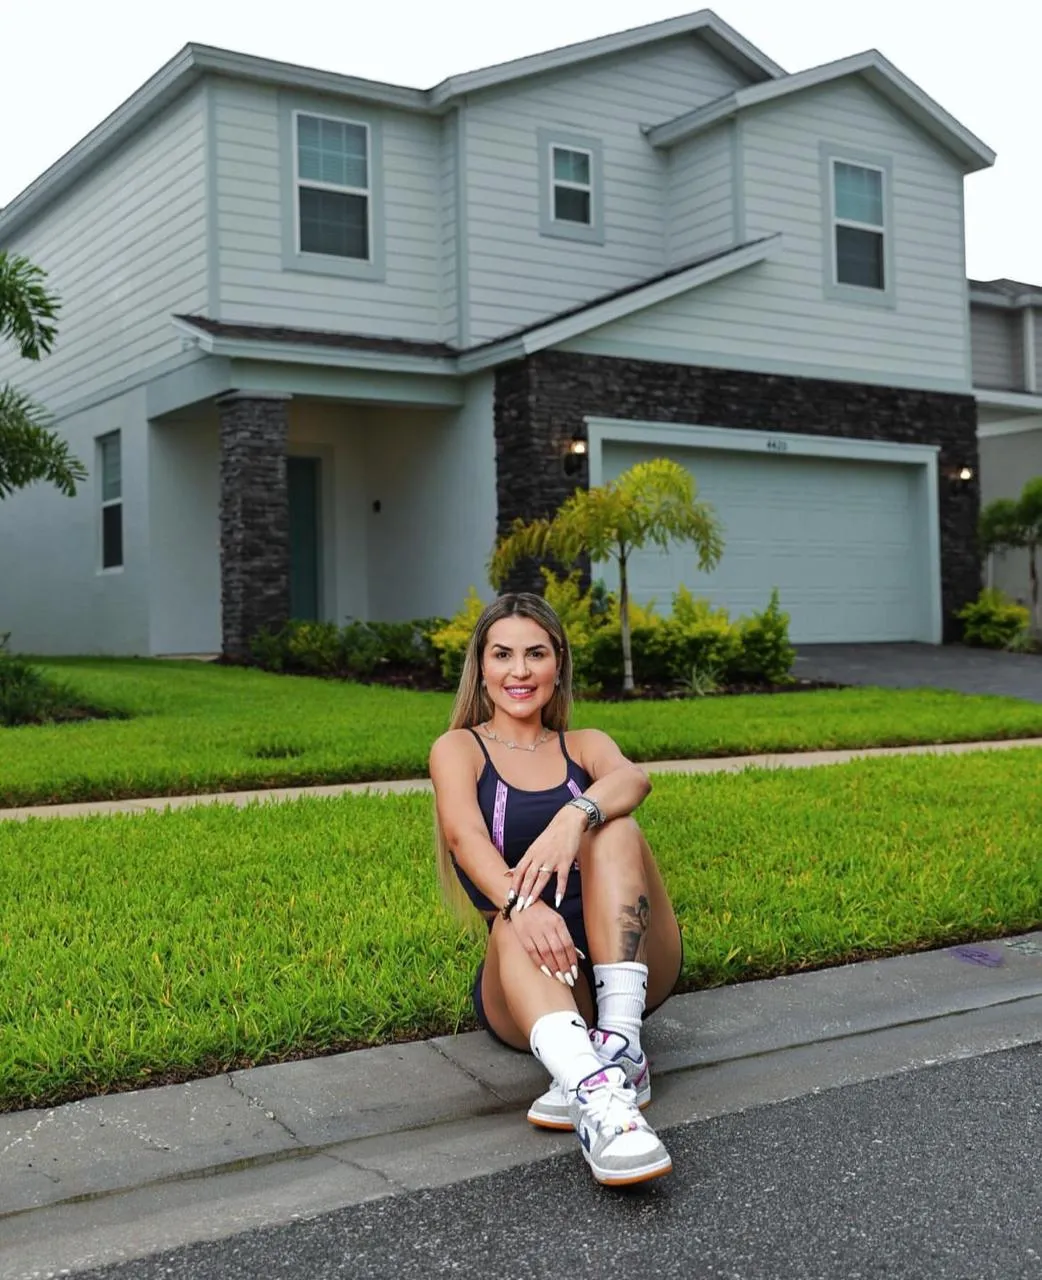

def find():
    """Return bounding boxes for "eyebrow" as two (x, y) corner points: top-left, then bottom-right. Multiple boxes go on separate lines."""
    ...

(489, 643), (549, 652)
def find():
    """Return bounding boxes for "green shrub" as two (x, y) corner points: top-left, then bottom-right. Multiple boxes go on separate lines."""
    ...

(429, 588), (487, 683)
(250, 618), (440, 681)
(957, 589), (1031, 649)
(731, 589), (796, 685)
(660, 586), (742, 683)
(0, 636), (81, 727)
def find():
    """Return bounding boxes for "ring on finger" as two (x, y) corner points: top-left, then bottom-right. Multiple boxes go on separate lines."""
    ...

(537, 866), (553, 873)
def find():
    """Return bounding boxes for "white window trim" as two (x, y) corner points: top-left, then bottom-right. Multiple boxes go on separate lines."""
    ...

(537, 127), (605, 246)
(550, 143), (595, 229)
(279, 94), (386, 282)
(292, 110), (373, 263)
(831, 158), (885, 288)
(819, 142), (895, 310)
(97, 431), (123, 574)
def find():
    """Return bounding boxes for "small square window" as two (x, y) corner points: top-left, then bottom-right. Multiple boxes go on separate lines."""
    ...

(551, 145), (593, 227)
(537, 130), (604, 245)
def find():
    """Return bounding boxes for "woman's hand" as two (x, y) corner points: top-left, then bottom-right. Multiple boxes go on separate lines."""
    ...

(508, 805), (587, 912)
(508, 901), (579, 986)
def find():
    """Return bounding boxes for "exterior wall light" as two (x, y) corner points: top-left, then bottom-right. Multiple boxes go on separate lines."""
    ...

(563, 435), (588, 477)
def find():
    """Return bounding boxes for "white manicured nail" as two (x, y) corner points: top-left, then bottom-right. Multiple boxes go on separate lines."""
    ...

(555, 971), (566, 985)
(575, 948), (587, 960)
(571, 964), (579, 981)
(554, 892), (563, 909)
(540, 965), (553, 979)
(564, 973), (575, 988)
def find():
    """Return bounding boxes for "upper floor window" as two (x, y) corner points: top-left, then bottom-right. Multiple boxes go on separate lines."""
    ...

(296, 113), (371, 261)
(832, 161), (885, 289)
(280, 97), (385, 281)
(538, 128), (605, 246)
(552, 145), (593, 226)
(97, 431), (123, 571)
(820, 144), (895, 309)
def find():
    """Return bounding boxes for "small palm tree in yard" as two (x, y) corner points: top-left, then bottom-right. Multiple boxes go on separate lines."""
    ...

(979, 477), (1042, 633)
(0, 251), (85, 499)
(489, 457), (724, 692)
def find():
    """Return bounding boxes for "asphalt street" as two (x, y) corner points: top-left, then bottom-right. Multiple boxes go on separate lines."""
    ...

(77, 1042), (1042, 1280)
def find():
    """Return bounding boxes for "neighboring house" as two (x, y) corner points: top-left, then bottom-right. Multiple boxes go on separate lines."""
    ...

(0, 9), (996, 657)
(970, 278), (1042, 605)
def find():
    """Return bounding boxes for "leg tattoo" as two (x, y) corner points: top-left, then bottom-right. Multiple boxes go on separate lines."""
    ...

(617, 894), (650, 962)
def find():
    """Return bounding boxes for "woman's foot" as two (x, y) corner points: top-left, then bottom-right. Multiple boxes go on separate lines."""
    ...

(527, 1030), (650, 1129)
(568, 1066), (671, 1186)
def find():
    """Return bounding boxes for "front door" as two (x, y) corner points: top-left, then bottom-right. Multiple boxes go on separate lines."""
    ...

(288, 456), (321, 620)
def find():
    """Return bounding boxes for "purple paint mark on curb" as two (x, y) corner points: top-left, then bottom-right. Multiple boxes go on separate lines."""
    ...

(949, 944), (1006, 968)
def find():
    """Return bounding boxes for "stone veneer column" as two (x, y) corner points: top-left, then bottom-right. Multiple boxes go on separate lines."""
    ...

(217, 391), (291, 659)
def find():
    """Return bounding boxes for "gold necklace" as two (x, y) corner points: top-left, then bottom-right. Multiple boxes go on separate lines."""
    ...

(481, 723), (553, 752)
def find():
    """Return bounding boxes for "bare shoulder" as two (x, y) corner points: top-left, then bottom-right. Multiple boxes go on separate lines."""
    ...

(429, 727), (482, 776)
(565, 727), (630, 774)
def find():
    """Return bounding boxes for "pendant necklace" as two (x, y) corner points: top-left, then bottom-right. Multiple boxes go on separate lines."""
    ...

(481, 722), (552, 751)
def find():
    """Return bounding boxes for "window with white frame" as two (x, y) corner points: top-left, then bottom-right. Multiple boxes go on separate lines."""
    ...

(98, 431), (122, 570)
(295, 112), (371, 261)
(551, 145), (593, 227)
(537, 129), (605, 245)
(831, 159), (886, 290)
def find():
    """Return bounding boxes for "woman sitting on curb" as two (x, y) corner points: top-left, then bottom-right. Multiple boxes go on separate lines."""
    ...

(429, 592), (683, 1186)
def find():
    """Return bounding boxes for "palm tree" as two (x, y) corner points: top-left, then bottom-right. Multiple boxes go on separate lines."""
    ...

(0, 251), (85, 498)
(979, 477), (1042, 632)
(489, 457), (724, 691)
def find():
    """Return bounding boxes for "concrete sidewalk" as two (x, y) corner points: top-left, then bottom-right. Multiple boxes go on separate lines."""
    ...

(3, 930), (1042, 1278)
(3, 735), (1042, 822)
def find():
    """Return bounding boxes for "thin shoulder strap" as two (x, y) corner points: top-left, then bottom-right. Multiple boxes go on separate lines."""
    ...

(468, 725), (494, 766)
(557, 728), (573, 763)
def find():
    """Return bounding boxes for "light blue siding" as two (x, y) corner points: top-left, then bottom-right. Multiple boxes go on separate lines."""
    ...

(572, 78), (973, 393)
(461, 35), (750, 343)
(212, 80), (441, 339)
(0, 89), (209, 414)
(970, 306), (1023, 390)
(667, 121), (735, 264)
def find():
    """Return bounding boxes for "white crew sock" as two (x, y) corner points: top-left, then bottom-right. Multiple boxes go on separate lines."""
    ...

(529, 1010), (605, 1095)
(593, 961), (649, 1058)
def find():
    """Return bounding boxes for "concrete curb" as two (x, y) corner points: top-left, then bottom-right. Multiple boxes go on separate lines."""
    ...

(3, 931), (1042, 1223)
(2, 736), (1041, 822)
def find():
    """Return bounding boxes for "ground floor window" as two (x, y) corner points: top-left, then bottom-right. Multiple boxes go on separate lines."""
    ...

(98, 430), (122, 570)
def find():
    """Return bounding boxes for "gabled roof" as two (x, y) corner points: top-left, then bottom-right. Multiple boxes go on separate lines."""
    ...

(645, 49), (995, 173)
(172, 236), (781, 377)
(969, 278), (1042, 308)
(0, 11), (781, 241)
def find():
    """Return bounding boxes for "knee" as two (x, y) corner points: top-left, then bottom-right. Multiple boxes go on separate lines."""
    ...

(583, 814), (643, 861)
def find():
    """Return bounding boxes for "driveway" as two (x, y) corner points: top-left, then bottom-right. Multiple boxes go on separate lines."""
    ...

(793, 643), (1042, 702)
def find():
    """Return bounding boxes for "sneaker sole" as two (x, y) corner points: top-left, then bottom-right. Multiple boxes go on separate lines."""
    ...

(587, 1151), (673, 1187)
(527, 1093), (651, 1131)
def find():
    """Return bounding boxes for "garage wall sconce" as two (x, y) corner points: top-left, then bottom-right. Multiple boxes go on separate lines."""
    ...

(942, 465), (975, 484)
(563, 435), (587, 477)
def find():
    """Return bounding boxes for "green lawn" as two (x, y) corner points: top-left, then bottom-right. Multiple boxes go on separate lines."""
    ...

(2, 747), (1040, 1111)
(2, 657), (1041, 807)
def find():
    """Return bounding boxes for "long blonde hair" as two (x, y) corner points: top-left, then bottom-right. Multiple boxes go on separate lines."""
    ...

(434, 592), (574, 920)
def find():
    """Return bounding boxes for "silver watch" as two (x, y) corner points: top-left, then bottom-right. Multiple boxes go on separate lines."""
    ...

(566, 795), (604, 829)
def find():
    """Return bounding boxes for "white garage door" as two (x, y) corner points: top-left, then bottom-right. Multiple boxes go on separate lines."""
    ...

(601, 442), (929, 643)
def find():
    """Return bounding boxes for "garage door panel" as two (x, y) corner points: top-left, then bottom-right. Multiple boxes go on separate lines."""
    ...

(602, 441), (928, 644)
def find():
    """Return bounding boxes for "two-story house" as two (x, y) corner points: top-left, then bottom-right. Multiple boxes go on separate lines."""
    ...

(970, 279), (1042, 603)
(0, 10), (995, 658)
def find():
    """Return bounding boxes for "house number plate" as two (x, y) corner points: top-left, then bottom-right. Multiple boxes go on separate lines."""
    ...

(765, 439), (789, 452)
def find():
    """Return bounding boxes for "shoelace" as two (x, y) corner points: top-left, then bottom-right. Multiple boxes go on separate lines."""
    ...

(579, 1078), (644, 1134)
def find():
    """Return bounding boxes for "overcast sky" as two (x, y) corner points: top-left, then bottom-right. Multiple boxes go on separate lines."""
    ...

(2, 0), (1038, 282)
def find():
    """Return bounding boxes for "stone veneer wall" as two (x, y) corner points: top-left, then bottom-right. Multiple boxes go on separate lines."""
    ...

(217, 393), (291, 658)
(494, 351), (980, 638)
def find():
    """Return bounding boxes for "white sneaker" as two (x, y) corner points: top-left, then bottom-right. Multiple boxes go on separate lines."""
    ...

(569, 1066), (671, 1186)
(527, 1029), (651, 1130)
